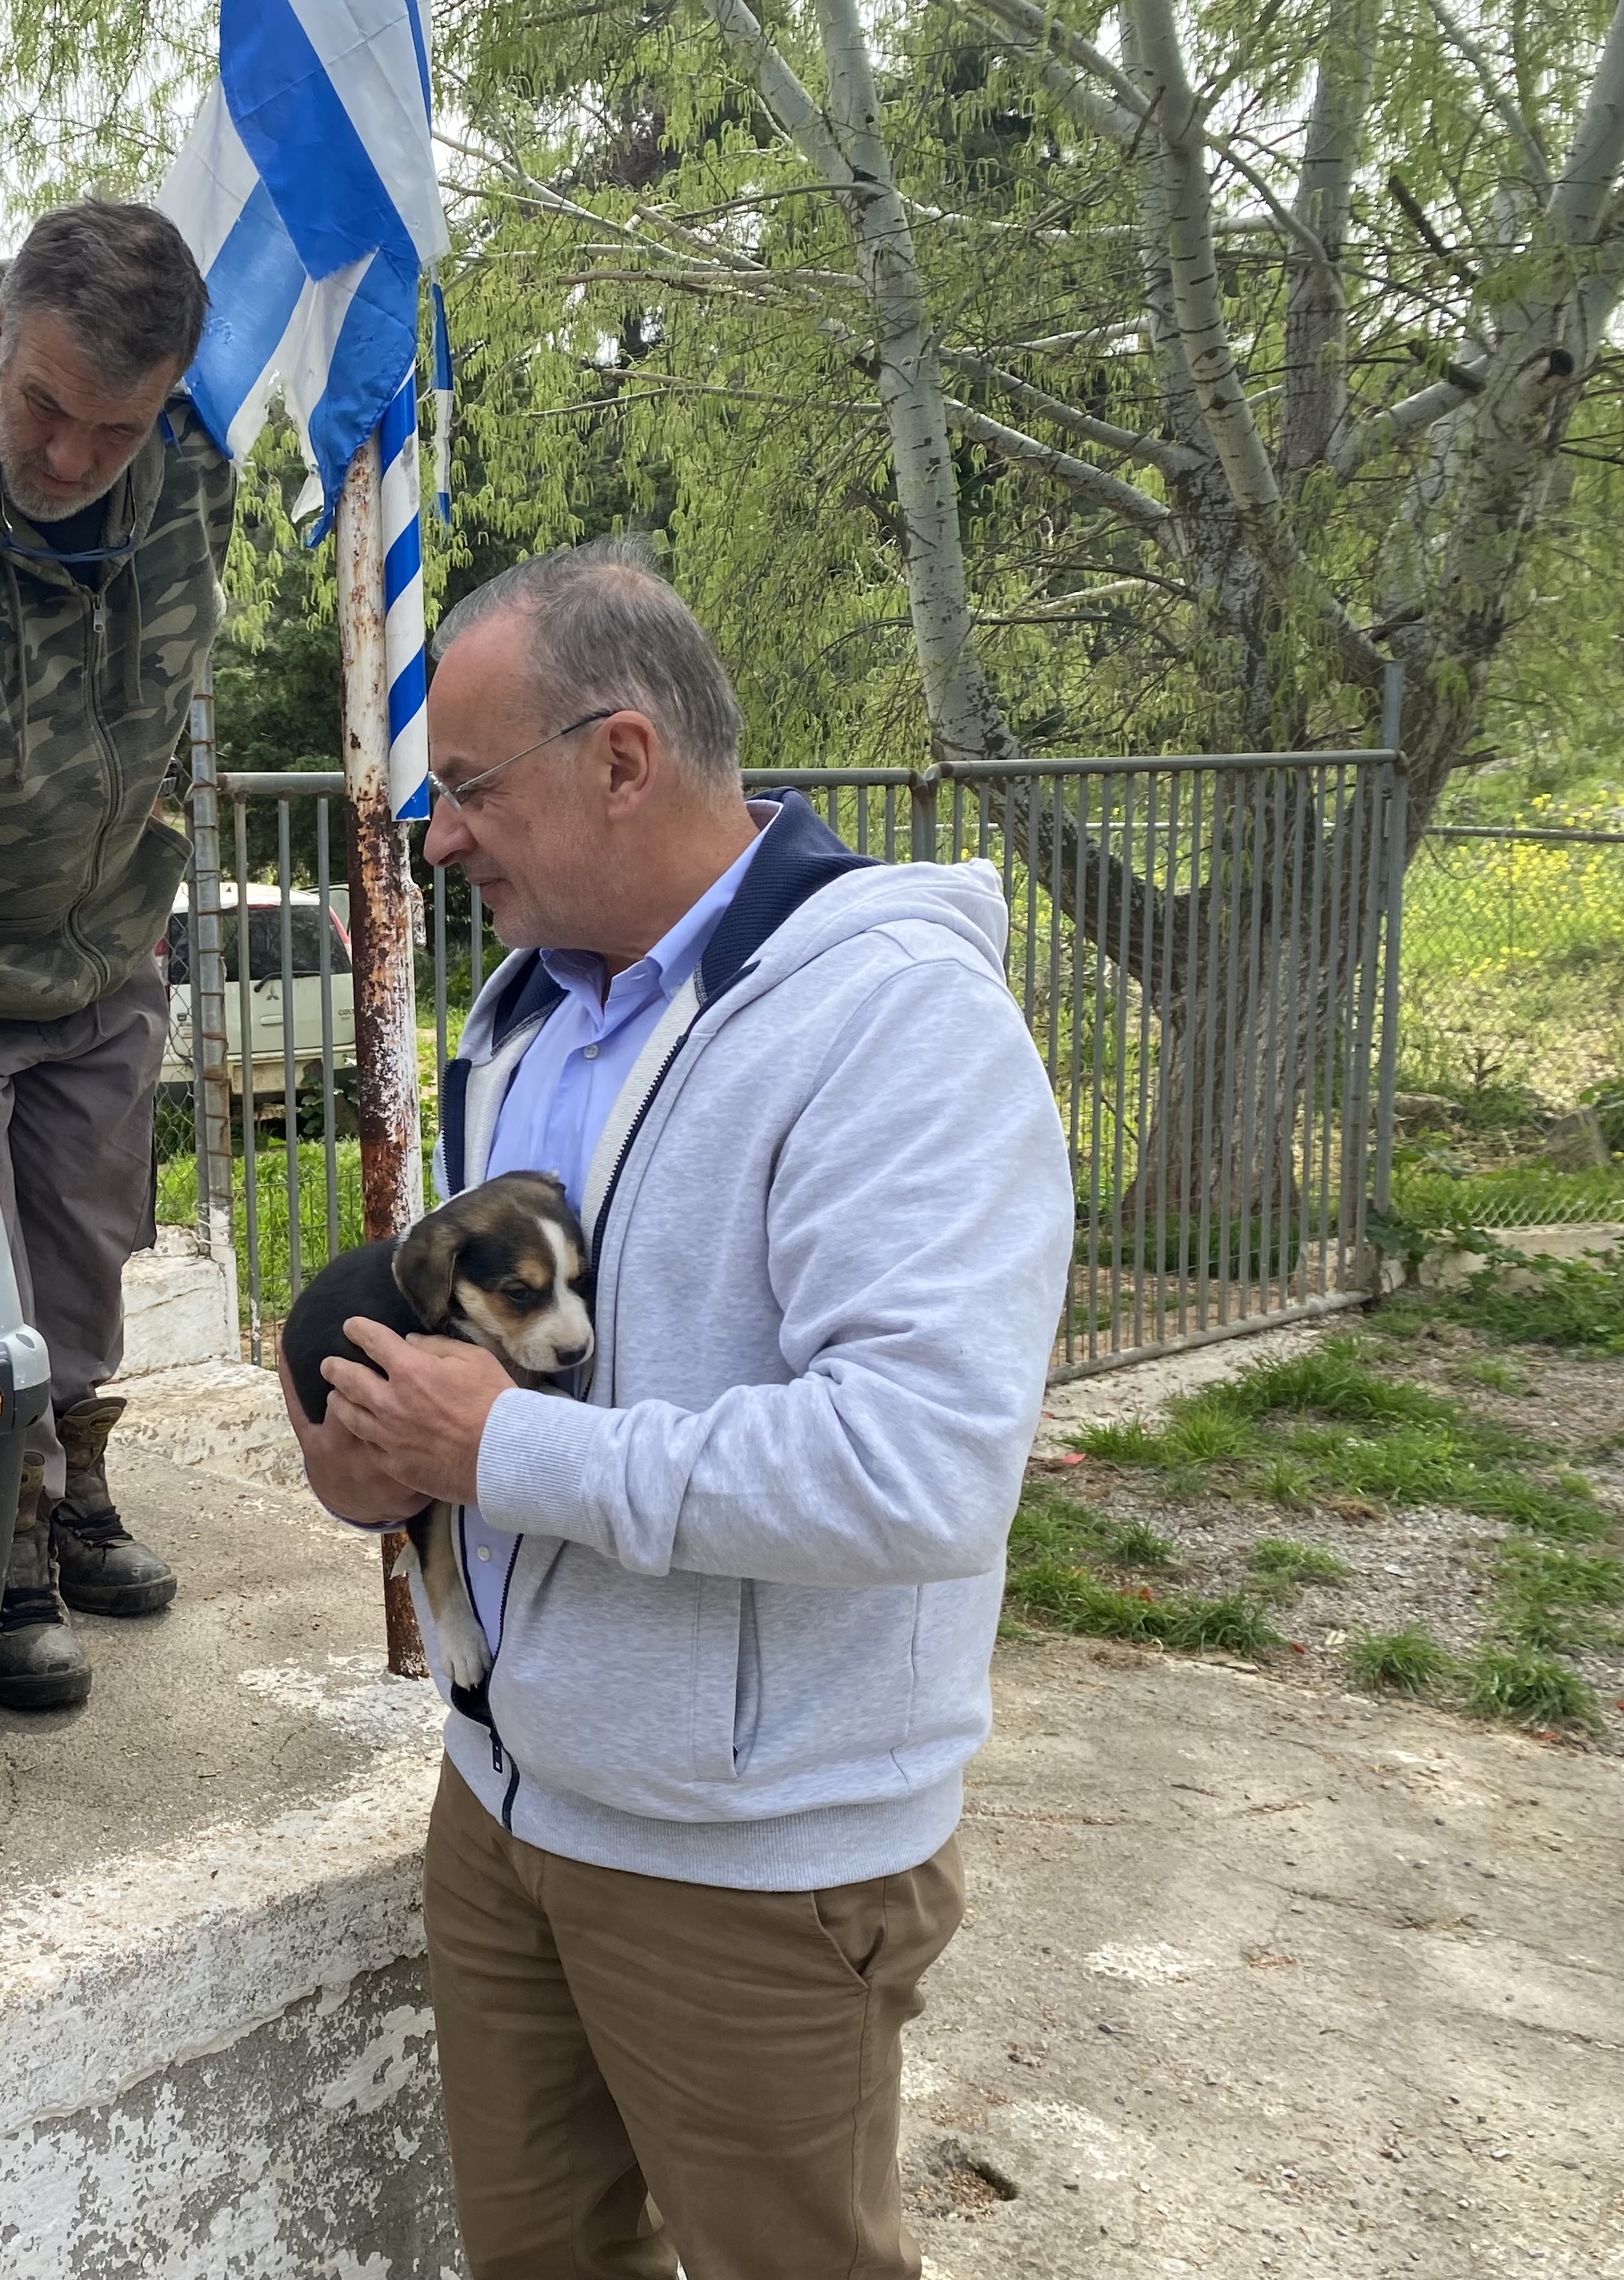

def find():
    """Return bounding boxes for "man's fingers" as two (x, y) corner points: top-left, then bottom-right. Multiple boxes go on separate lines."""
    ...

(325, 1384), (391, 1448)
(322, 1353), (389, 1407)
(343, 1314), (414, 1366)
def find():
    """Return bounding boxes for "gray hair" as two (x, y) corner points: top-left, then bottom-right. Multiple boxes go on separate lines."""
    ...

(0, 201), (208, 389)
(431, 535), (743, 791)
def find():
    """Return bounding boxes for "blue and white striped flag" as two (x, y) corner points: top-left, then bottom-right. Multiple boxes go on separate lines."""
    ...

(159, 0), (449, 820)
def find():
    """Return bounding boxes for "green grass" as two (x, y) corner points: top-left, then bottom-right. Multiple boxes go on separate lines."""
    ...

(1246, 1537), (1352, 1587)
(1452, 1354), (1534, 1395)
(1434, 1252), (1624, 1355)
(1006, 1483), (1273, 1653)
(1065, 1337), (1606, 1541)
(1346, 1625), (1454, 1695)
(1491, 1542), (1624, 1651)
(1461, 1644), (1600, 1730)
(1012, 1558), (1282, 1656)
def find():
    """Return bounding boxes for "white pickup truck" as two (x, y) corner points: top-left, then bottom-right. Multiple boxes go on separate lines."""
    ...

(160, 883), (357, 1105)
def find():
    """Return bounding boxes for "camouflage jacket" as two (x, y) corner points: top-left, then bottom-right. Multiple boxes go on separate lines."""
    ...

(0, 392), (234, 1021)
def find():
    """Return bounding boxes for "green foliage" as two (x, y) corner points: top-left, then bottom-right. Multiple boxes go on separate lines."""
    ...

(1433, 1252), (1624, 1354)
(1462, 1645), (1599, 1730)
(1246, 1538), (1352, 1587)
(1346, 1625), (1454, 1695)
(1491, 1542), (1624, 1651)
(1010, 1559), (1282, 1656)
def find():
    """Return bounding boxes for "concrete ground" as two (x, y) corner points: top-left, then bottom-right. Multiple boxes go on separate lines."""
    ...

(903, 1642), (1622, 2279)
(2, 1392), (1619, 2276)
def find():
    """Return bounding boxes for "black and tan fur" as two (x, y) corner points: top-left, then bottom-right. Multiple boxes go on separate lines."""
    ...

(280, 1171), (593, 1688)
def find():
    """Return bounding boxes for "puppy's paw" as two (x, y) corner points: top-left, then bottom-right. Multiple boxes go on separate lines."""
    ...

(437, 1596), (494, 1692)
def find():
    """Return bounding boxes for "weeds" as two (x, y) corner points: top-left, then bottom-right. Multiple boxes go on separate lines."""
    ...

(1462, 1645), (1599, 1730)
(1012, 1560), (1281, 1656)
(1435, 1252), (1624, 1355)
(1453, 1355), (1534, 1396)
(1347, 1626), (1453, 1695)
(1247, 1538), (1352, 1588)
(1491, 1543), (1624, 1651)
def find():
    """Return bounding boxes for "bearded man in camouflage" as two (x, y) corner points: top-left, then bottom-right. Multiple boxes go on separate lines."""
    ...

(0, 202), (233, 1710)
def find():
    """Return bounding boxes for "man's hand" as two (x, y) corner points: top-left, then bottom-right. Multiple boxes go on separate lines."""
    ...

(277, 1344), (427, 1528)
(320, 1319), (515, 1509)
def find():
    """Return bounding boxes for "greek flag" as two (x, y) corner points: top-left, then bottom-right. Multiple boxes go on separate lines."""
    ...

(158, 0), (449, 820)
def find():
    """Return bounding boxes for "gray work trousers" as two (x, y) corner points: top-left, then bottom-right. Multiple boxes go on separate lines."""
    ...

(0, 960), (167, 1504)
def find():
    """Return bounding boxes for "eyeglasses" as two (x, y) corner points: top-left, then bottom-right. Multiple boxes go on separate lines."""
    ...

(428, 709), (618, 811)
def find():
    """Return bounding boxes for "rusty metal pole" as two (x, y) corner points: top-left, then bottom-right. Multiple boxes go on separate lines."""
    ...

(336, 436), (428, 1679)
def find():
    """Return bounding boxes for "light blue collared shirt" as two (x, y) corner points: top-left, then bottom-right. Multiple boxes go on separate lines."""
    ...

(484, 805), (775, 1208)
(463, 804), (776, 1644)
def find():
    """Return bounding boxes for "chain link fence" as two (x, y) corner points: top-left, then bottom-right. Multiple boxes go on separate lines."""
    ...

(1392, 822), (1624, 1228)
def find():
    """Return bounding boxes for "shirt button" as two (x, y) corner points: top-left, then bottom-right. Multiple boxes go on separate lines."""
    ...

(582, 1043), (600, 1061)
(476, 1545), (492, 1562)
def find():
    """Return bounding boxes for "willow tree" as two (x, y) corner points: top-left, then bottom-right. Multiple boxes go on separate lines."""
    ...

(431, 0), (1624, 1234)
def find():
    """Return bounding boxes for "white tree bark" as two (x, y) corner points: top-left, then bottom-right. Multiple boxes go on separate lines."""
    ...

(699, 0), (1020, 766)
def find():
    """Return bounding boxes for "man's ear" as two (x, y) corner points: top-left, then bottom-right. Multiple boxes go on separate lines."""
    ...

(392, 1214), (464, 1330)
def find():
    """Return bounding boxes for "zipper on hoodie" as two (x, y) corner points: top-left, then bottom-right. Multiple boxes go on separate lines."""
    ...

(455, 1506), (526, 1825)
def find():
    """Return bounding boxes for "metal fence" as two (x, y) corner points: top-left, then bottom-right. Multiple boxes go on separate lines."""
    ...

(1399, 823), (1624, 1105)
(160, 738), (1405, 1381)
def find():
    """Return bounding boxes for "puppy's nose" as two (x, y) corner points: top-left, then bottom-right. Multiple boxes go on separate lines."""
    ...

(555, 1341), (591, 1368)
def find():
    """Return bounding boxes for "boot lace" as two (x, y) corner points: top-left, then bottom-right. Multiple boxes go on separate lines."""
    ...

(2, 1586), (62, 1631)
(59, 1506), (133, 1549)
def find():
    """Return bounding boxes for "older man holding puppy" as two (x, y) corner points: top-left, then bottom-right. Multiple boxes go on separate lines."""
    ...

(286, 537), (1073, 2280)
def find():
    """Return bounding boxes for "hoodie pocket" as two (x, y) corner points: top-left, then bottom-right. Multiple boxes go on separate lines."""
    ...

(491, 1550), (755, 1800)
(689, 1574), (749, 1783)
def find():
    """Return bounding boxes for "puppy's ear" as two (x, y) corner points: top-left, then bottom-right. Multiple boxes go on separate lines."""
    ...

(392, 1213), (464, 1331)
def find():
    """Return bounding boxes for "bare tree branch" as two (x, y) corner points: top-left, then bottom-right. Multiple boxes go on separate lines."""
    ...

(1333, 356), (1489, 477)
(942, 394), (1177, 529)
(936, 346), (1200, 478)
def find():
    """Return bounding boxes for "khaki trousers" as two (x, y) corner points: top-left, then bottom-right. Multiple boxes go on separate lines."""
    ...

(0, 961), (167, 1503)
(423, 1757), (964, 2280)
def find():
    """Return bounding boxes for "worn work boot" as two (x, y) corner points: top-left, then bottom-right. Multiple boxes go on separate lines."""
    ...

(0, 1454), (93, 1708)
(51, 1395), (176, 1617)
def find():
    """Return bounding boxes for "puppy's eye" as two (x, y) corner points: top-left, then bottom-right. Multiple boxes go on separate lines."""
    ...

(501, 1280), (543, 1308)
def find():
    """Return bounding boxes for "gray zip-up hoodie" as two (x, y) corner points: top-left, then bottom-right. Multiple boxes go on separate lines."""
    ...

(423, 793), (1075, 1889)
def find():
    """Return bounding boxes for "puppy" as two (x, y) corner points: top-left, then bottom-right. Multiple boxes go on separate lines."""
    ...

(280, 1170), (593, 1690)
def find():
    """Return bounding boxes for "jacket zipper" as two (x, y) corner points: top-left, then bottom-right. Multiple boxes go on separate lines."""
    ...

(455, 1506), (525, 1825)
(66, 585), (120, 993)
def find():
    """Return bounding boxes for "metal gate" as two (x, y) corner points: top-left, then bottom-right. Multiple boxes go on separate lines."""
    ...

(166, 709), (1404, 1381)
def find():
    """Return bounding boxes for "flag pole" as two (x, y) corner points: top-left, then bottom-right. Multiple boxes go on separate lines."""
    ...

(336, 433), (428, 1680)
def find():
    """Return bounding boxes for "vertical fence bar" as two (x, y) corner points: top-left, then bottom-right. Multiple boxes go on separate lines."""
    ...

(1344, 757), (1390, 1284)
(1065, 774), (1088, 1365)
(317, 798), (340, 1264)
(1046, 775), (1063, 1083)
(1234, 771), (1268, 1321)
(1194, 774), (1225, 1331)
(277, 799), (302, 1309)
(910, 773), (938, 866)
(1130, 773), (1158, 1349)
(1151, 774), (1180, 1346)
(233, 796), (262, 1366)
(1107, 771), (1136, 1350)
(1175, 771), (1204, 1337)
(1215, 774), (1249, 1322)
(1086, 777), (1111, 1360)
(1275, 773), (1307, 1315)
(1298, 766), (1329, 1301)
(185, 663), (234, 1314)
(336, 437), (427, 1681)
(1255, 769), (1287, 1317)
(1336, 766), (1374, 1287)
(1315, 768), (1350, 1291)
(1371, 762), (1408, 1262)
